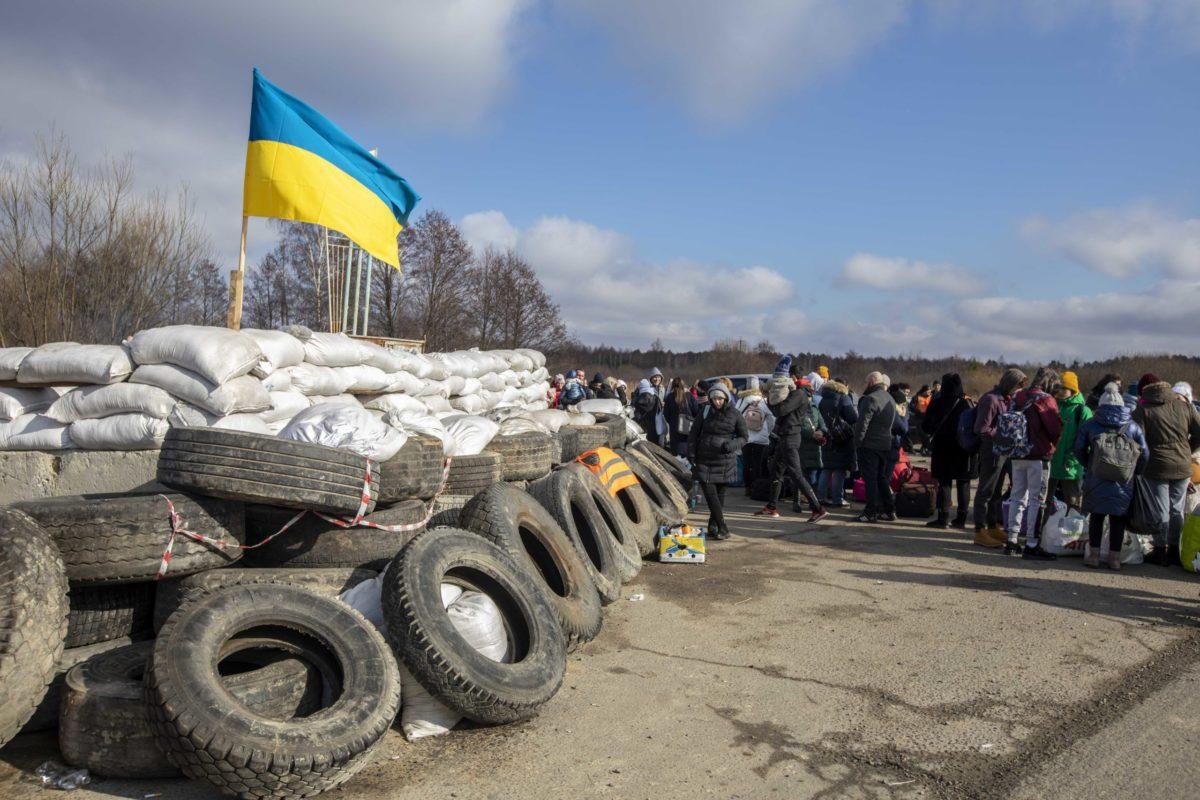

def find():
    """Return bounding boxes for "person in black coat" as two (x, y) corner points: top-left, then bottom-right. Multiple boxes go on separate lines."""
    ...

(687, 384), (747, 540)
(663, 377), (700, 458)
(756, 377), (827, 522)
(590, 372), (617, 400)
(920, 372), (975, 528)
(631, 379), (664, 446)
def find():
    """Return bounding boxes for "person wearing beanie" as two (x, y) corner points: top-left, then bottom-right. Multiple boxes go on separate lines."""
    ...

(688, 384), (748, 541)
(590, 372), (616, 400)
(755, 376), (828, 523)
(1005, 367), (1063, 560)
(852, 371), (897, 523)
(970, 367), (1027, 547)
(1047, 369), (1092, 514)
(1132, 374), (1200, 564)
(818, 365), (830, 381)
(1172, 382), (1200, 415)
(1075, 383), (1149, 570)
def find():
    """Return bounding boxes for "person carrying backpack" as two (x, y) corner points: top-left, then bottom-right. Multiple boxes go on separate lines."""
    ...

(755, 376), (828, 523)
(1074, 383), (1148, 570)
(1047, 370), (1092, 513)
(817, 378), (858, 507)
(1001, 367), (1063, 559)
(853, 372), (897, 523)
(970, 368), (1027, 547)
(738, 378), (775, 495)
(687, 384), (748, 541)
(558, 374), (588, 409)
(663, 377), (699, 458)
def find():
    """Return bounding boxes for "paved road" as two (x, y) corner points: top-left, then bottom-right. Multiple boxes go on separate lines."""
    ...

(2, 489), (1198, 799)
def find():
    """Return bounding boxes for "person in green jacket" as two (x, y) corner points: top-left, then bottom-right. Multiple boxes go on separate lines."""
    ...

(1047, 370), (1092, 512)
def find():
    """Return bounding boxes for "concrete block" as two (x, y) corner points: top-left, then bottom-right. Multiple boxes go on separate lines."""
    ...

(0, 449), (164, 504)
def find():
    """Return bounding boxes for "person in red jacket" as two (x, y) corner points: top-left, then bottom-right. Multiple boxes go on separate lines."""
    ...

(971, 368), (1027, 547)
(1005, 367), (1064, 560)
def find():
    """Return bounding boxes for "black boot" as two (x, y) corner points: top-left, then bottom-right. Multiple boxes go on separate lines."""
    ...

(950, 513), (968, 529)
(925, 512), (949, 529)
(1023, 544), (1057, 560)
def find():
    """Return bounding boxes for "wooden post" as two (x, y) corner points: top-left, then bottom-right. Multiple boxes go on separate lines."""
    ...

(226, 216), (249, 330)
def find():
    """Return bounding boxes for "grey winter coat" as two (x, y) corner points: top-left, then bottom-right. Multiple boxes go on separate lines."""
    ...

(854, 384), (895, 452)
(1074, 403), (1149, 516)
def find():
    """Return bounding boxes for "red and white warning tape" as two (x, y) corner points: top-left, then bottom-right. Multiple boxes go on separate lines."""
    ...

(155, 455), (454, 580)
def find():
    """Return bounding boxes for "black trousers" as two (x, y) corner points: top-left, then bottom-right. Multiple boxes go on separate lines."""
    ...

(857, 447), (893, 516)
(742, 442), (767, 493)
(1088, 513), (1127, 551)
(937, 479), (971, 519)
(701, 482), (727, 534)
(768, 441), (821, 512)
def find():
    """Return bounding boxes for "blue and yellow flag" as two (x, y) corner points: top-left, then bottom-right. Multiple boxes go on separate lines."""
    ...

(243, 68), (419, 268)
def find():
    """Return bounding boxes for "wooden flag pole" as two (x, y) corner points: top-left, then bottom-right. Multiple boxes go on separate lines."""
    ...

(226, 215), (249, 330)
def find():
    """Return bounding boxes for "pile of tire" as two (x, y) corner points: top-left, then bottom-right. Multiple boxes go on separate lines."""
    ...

(0, 422), (688, 799)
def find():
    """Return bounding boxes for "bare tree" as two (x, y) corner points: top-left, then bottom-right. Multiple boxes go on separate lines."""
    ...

(468, 248), (565, 351)
(401, 209), (474, 351)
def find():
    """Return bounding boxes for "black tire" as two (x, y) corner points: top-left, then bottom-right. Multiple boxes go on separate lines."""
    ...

(61, 641), (322, 778)
(621, 448), (690, 526)
(558, 424), (609, 461)
(0, 508), (69, 747)
(21, 636), (132, 734)
(445, 451), (502, 495)
(632, 439), (692, 491)
(381, 529), (566, 724)
(485, 433), (555, 481)
(158, 427), (379, 516)
(527, 466), (622, 605)
(574, 469), (643, 583)
(378, 436), (445, 503)
(66, 583), (154, 648)
(610, 481), (659, 558)
(153, 567), (377, 633)
(243, 499), (426, 571)
(428, 494), (474, 528)
(549, 430), (569, 465)
(14, 492), (244, 585)
(147, 584), (400, 799)
(459, 484), (602, 650)
(593, 413), (628, 449)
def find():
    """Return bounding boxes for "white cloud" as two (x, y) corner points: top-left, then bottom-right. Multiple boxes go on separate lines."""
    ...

(836, 252), (987, 295)
(460, 210), (798, 348)
(1021, 205), (1200, 278)
(927, 0), (1200, 46)
(558, 0), (908, 124)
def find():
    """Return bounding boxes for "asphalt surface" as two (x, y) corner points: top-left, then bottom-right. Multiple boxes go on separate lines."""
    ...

(2, 481), (1198, 799)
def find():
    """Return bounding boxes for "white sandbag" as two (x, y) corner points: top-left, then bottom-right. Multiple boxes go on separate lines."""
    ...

(450, 395), (488, 415)
(520, 385), (548, 404)
(500, 386), (521, 404)
(260, 369), (293, 392)
(445, 375), (467, 396)
(498, 416), (551, 436)
(421, 395), (453, 414)
(0, 387), (58, 421)
(433, 353), (476, 379)
(527, 409), (572, 432)
(563, 411), (597, 427)
(130, 365), (271, 416)
(415, 378), (451, 399)
(283, 363), (353, 396)
(480, 390), (504, 409)
(307, 394), (361, 407)
(399, 589), (508, 740)
(45, 383), (176, 423)
(625, 417), (645, 442)
(212, 414), (271, 434)
(241, 328), (305, 370)
(383, 371), (423, 395)
(70, 413), (168, 450)
(18, 343), (133, 385)
(443, 415), (499, 457)
(523, 400), (550, 412)
(259, 391), (311, 423)
(384, 411), (453, 454)
(279, 403), (407, 461)
(420, 355), (448, 381)
(576, 398), (623, 416)
(168, 403), (218, 428)
(128, 325), (261, 385)
(460, 377), (483, 397)
(364, 393), (428, 418)
(515, 348), (545, 369)
(500, 370), (521, 388)
(0, 414), (74, 450)
(531, 366), (549, 383)
(357, 340), (403, 373)
(0, 347), (33, 381)
(301, 332), (369, 367)
(392, 350), (433, 379)
(335, 365), (392, 394)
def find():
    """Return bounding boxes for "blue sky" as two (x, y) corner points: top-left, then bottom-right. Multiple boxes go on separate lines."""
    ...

(2, 0), (1198, 359)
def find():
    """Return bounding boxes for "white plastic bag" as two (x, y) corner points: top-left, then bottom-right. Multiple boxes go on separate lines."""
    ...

(0, 347), (32, 381)
(18, 343), (134, 385)
(45, 383), (176, 423)
(69, 413), (168, 450)
(301, 332), (369, 368)
(278, 403), (407, 461)
(0, 387), (58, 421)
(241, 328), (305, 371)
(130, 365), (271, 416)
(128, 325), (262, 385)
(1040, 499), (1088, 556)
(1085, 529), (1151, 565)
(443, 415), (499, 456)
(0, 414), (74, 450)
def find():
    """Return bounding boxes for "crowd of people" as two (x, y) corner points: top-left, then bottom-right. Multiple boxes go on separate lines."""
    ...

(548, 361), (1200, 570)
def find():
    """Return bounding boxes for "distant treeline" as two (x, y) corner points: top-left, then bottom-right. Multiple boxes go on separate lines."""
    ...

(549, 340), (1200, 398)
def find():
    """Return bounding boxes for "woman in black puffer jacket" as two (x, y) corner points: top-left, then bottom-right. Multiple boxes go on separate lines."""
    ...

(687, 384), (748, 541)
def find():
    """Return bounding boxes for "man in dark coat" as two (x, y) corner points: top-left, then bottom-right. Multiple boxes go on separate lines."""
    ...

(1132, 375), (1200, 563)
(755, 376), (828, 523)
(921, 372), (975, 528)
(971, 368), (1026, 545)
(853, 372), (897, 522)
(687, 384), (748, 540)
(590, 372), (617, 400)
(632, 379), (664, 446)
(817, 379), (858, 507)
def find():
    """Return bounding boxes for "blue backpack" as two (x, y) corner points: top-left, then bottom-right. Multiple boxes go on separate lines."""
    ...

(559, 381), (585, 408)
(993, 398), (1035, 458)
(956, 401), (979, 454)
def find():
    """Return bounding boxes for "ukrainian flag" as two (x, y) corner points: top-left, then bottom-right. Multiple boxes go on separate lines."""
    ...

(243, 68), (419, 268)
